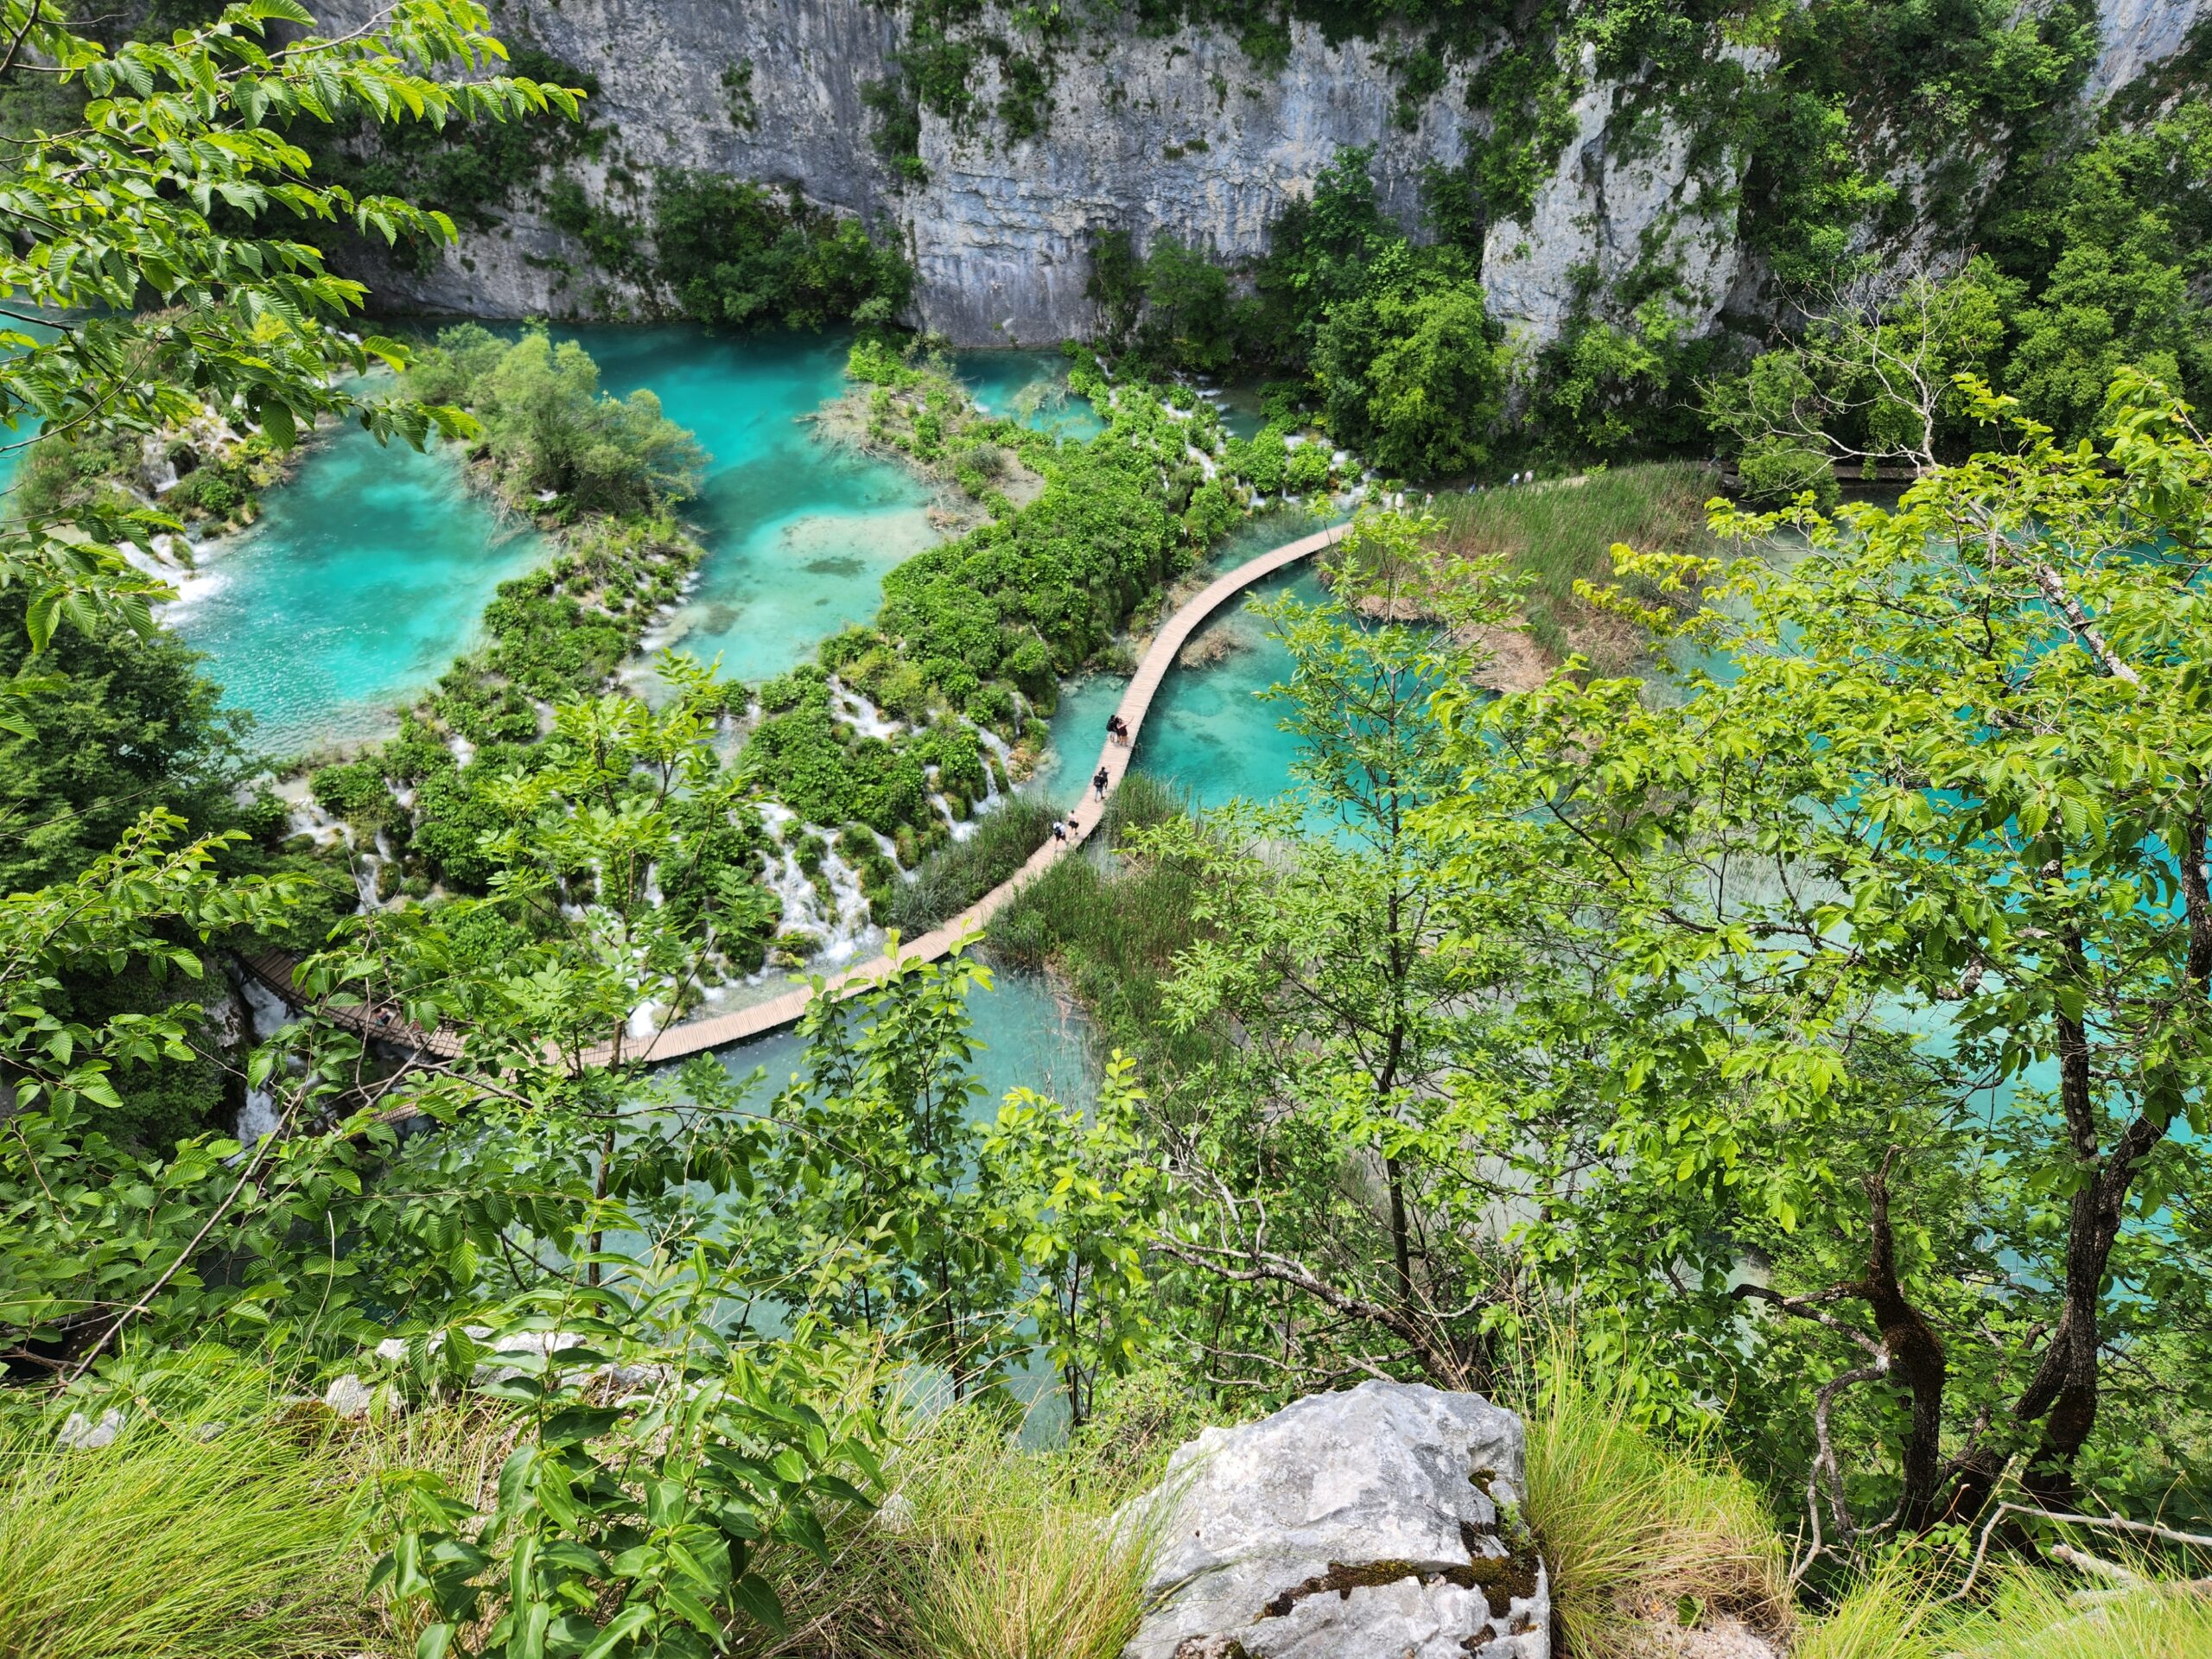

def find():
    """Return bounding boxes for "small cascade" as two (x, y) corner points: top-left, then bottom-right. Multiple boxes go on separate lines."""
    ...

(237, 1087), (282, 1146)
(929, 787), (976, 842)
(815, 850), (877, 963)
(284, 797), (350, 849)
(828, 678), (902, 741)
(448, 733), (476, 767)
(238, 975), (294, 1039)
(352, 827), (397, 912)
(757, 803), (878, 966)
(974, 724), (1015, 810)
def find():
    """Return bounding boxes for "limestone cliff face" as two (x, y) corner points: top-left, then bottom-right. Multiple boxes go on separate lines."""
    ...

(320, 0), (2207, 348)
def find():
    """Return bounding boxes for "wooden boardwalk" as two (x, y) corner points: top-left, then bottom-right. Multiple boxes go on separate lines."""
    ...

(236, 949), (469, 1059)
(249, 523), (1343, 1070)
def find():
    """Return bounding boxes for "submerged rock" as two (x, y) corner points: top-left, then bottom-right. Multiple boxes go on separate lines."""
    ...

(1121, 1379), (1548, 1659)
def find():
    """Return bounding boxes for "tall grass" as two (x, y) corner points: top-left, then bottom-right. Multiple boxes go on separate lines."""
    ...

(749, 1393), (1173, 1659)
(1433, 462), (1712, 657)
(984, 773), (1221, 1071)
(1517, 1348), (1794, 1655)
(882, 797), (1057, 936)
(1961, 1567), (2212, 1658)
(1801, 1560), (2212, 1659)
(0, 1377), (366, 1659)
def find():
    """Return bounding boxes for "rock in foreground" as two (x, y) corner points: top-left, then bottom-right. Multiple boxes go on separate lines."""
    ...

(1122, 1379), (1548, 1659)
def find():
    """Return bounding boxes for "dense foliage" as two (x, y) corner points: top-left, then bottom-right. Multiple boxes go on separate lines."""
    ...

(649, 173), (914, 330)
(10, 4), (2212, 1654)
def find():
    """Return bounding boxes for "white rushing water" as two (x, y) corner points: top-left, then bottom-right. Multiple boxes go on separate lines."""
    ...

(757, 802), (880, 965)
(829, 678), (903, 741)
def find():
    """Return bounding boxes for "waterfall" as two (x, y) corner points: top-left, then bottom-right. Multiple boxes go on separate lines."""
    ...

(238, 976), (294, 1039)
(829, 678), (902, 741)
(237, 1087), (281, 1146)
(756, 803), (880, 966)
(930, 789), (976, 842)
(974, 724), (1015, 810)
(816, 850), (877, 963)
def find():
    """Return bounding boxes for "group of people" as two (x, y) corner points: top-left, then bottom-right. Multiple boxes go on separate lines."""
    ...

(1046, 715), (1129, 850)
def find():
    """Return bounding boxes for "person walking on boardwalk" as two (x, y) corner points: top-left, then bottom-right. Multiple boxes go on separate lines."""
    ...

(1106, 712), (1129, 746)
(1092, 766), (1109, 802)
(1051, 818), (1068, 845)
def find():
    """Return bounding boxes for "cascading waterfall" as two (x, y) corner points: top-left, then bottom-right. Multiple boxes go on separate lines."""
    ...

(974, 724), (1015, 809)
(757, 802), (879, 965)
(828, 677), (902, 741)
(234, 975), (296, 1145)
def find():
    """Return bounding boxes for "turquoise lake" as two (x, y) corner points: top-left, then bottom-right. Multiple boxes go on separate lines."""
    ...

(166, 326), (1322, 1084)
(565, 327), (944, 686)
(167, 423), (551, 757)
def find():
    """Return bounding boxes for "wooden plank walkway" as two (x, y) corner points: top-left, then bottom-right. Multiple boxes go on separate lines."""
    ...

(246, 523), (1343, 1071)
(236, 949), (470, 1059)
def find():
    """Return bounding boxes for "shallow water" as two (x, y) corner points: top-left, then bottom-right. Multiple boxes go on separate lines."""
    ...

(563, 327), (943, 684)
(711, 965), (1102, 1114)
(950, 348), (1105, 442)
(166, 423), (551, 755)
(1039, 564), (1324, 817)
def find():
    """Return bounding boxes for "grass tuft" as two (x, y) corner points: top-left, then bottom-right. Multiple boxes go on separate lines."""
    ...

(983, 773), (1219, 1071)
(0, 1375), (365, 1659)
(1518, 1347), (1793, 1655)
(752, 1390), (1171, 1659)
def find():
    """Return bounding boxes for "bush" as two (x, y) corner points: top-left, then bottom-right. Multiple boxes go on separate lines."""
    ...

(882, 797), (1056, 935)
(650, 170), (912, 329)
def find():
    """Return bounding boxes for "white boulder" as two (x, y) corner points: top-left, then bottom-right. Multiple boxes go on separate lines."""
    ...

(1122, 1380), (1548, 1659)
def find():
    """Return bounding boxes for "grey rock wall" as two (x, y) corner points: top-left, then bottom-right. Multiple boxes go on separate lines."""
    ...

(319, 0), (2209, 347)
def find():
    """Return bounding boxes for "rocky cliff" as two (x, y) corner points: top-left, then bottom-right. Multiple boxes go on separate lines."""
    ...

(320, 0), (2208, 349)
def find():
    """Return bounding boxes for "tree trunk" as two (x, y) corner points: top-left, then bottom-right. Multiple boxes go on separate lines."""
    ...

(1859, 1154), (1948, 1529)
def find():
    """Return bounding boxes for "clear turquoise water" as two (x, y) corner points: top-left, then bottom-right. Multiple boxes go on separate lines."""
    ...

(170, 322), (1324, 1085)
(711, 966), (1101, 1114)
(166, 422), (551, 756)
(951, 349), (1105, 442)
(559, 327), (942, 684)
(1040, 565), (1325, 817)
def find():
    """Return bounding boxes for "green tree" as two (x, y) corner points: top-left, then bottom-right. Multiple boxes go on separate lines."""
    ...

(0, 588), (248, 893)
(0, 0), (578, 724)
(1432, 373), (2212, 1540)
(1314, 251), (1510, 478)
(1141, 511), (1536, 1393)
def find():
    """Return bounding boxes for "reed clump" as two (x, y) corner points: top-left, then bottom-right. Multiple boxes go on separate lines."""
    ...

(1433, 462), (1713, 661)
(985, 773), (1221, 1071)
(881, 797), (1058, 935)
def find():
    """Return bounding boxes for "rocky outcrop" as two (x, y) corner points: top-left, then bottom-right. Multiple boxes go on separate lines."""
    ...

(1119, 1380), (1548, 1659)
(315, 0), (2209, 347)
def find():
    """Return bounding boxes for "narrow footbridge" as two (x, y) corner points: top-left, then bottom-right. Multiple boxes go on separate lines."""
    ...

(248, 524), (1344, 1070)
